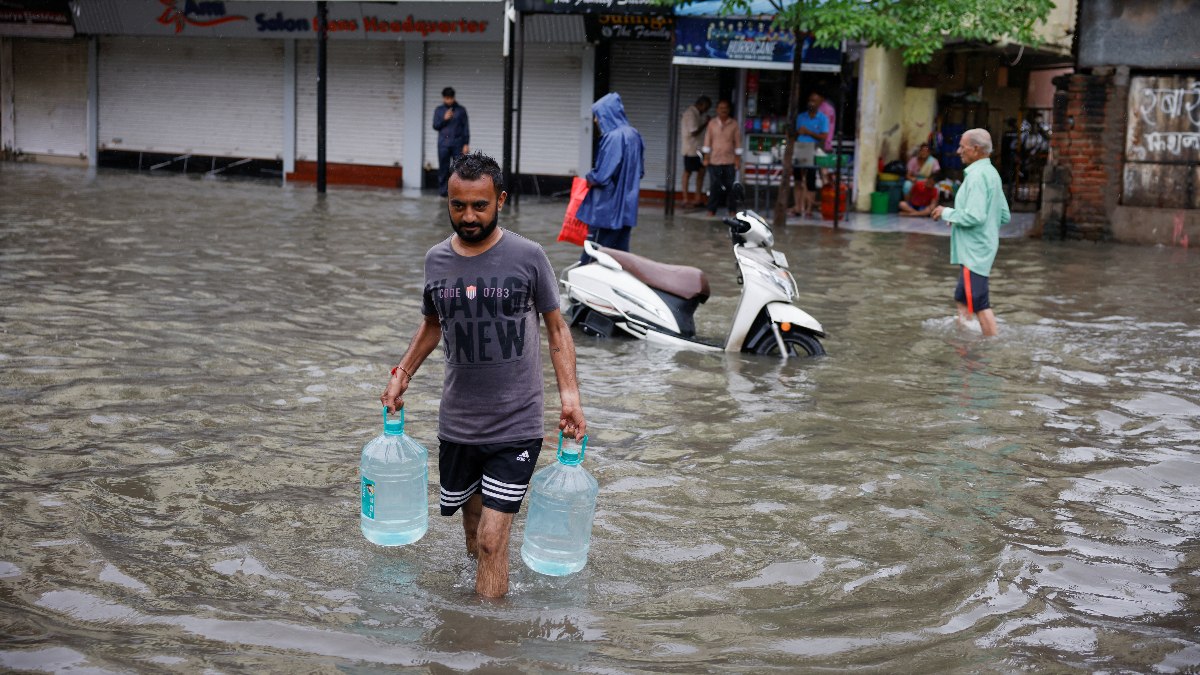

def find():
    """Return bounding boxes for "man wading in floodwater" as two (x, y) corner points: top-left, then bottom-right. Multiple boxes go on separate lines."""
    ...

(380, 152), (586, 598)
(931, 128), (1010, 337)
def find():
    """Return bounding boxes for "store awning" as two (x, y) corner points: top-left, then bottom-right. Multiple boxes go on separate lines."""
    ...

(521, 13), (585, 42)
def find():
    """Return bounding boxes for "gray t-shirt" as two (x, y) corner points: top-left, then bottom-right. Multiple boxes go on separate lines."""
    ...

(422, 230), (560, 444)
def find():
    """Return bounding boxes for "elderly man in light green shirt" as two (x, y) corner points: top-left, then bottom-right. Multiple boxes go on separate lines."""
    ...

(931, 129), (1010, 337)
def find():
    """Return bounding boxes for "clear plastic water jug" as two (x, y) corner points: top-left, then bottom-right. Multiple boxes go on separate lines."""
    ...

(360, 407), (428, 546)
(521, 433), (598, 576)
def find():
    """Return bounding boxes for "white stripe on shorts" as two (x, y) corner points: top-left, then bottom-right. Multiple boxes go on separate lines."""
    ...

(440, 479), (480, 507)
(482, 475), (527, 502)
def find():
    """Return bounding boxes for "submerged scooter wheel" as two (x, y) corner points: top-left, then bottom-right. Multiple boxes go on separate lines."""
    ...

(754, 330), (825, 357)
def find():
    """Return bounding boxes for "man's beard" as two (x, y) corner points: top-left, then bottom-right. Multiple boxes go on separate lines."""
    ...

(449, 212), (499, 243)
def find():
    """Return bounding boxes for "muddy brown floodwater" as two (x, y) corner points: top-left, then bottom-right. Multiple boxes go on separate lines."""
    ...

(2, 163), (1199, 672)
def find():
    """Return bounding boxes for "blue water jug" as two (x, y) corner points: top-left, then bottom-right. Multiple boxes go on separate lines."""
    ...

(521, 433), (599, 576)
(360, 407), (428, 546)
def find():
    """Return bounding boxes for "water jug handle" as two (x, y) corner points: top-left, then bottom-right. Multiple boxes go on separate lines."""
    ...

(382, 406), (405, 427)
(556, 430), (587, 463)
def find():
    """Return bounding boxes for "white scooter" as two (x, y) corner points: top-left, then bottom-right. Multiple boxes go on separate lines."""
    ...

(560, 190), (825, 357)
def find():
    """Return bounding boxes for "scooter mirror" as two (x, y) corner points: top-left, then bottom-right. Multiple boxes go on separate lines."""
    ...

(730, 182), (745, 211)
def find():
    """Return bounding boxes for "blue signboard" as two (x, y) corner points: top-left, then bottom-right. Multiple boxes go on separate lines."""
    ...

(672, 16), (840, 72)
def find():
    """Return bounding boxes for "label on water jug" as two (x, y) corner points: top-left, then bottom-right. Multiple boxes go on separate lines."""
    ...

(361, 476), (376, 520)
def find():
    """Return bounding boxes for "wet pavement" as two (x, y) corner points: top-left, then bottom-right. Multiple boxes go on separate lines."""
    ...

(1, 162), (1199, 673)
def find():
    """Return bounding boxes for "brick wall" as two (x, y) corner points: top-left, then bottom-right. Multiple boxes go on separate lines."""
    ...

(1038, 70), (1128, 240)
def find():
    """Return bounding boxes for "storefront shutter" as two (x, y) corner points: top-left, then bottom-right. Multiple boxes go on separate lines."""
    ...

(423, 42), (504, 166)
(608, 41), (671, 191)
(517, 42), (585, 177)
(12, 38), (87, 157)
(97, 37), (283, 159)
(296, 42), (404, 166)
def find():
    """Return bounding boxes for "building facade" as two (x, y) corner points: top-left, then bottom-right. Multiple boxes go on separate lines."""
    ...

(1038, 0), (1199, 245)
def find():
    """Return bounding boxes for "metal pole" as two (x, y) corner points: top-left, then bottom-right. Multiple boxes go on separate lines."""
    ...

(665, 57), (680, 216)
(513, 11), (525, 204)
(316, 1), (327, 194)
(501, 0), (515, 202)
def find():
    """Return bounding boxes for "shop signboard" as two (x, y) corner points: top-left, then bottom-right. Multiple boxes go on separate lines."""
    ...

(583, 13), (673, 41)
(515, 0), (661, 15)
(71, 0), (503, 41)
(0, 0), (74, 38)
(672, 16), (840, 72)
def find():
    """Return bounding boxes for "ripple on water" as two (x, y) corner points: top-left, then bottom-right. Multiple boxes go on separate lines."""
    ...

(2, 164), (1199, 672)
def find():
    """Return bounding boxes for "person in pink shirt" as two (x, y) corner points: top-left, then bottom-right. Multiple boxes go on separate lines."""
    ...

(702, 100), (743, 216)
(817, 93), (835, 153)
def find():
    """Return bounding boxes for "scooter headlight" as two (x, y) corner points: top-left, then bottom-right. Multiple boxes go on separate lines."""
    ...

(752, 264), (794, 299)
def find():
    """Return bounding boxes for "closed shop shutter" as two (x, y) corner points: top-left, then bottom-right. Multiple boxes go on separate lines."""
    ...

(98, 37), (283, 159)
(296, 42), (404, 166)
(518, 42), (584, 176)
(12, 38), (87, 157)
(608, 41), (671, 191)
(423, 42), (504, 166)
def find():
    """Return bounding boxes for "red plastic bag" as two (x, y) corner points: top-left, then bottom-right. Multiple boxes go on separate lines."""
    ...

(557, 176), (590, 246)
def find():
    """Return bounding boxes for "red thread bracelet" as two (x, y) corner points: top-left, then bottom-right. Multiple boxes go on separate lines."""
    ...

(391, 364), (413, 379)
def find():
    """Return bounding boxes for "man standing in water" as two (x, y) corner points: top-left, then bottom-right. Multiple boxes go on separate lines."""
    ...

(931, 129), (1010, 337)
(431, 87), (470, 198)
(381, 152), (586, 598)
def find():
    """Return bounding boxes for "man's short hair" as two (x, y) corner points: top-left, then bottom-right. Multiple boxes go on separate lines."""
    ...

(964, 128), (993, 155)
(450, 152), (504, 194)
(696, 95), (712, 107)
(442, 86), (456, 98)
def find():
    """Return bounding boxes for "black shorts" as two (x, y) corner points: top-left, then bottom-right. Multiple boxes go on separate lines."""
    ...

(438, 437), (542, 515)
(953, 266), (991, 313)
(683, 155), (703, 173)
(792, 166), (818, 190)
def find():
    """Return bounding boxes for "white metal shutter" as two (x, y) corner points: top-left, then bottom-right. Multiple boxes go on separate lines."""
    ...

(517, 42), (583, 176)
(12, 38), (87, 157)
(675, 65), (721, 189)
(296, 42), (404, 166)
(98, 37), (282, 159)
(423, 42), (504, 166)
(608, 41), (671, 191)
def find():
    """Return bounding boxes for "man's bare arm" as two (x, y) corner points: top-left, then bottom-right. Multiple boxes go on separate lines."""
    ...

(380, 314), (442, 413)
(543, 309), (586, 441)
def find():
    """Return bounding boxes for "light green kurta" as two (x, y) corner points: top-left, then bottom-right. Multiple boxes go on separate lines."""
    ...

(940, 157), (1010, 277)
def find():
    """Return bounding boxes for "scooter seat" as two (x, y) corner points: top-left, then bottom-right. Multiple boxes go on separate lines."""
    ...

(602, 247), (710, 302)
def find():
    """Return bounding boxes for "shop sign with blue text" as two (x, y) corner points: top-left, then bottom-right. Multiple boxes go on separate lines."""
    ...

(672, 16), (840, 71)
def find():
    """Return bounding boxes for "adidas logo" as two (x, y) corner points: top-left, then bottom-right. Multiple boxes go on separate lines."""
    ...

(515, 450), (530, 462)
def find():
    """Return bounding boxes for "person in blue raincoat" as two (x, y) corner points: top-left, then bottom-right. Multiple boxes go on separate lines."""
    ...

(576, 93), (644, 262)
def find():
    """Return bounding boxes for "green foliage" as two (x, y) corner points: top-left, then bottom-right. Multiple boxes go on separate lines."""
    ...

(665, 0), (1057, 65)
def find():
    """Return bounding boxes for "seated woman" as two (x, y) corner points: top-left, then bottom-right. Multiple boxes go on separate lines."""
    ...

(899, 172), (940, 217)
(903, 143), (940, 197)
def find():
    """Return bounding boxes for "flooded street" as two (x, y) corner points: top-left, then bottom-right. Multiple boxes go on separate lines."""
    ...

(2, 162), (1199, 672)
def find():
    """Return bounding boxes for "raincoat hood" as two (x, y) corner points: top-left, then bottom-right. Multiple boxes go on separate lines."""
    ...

(592, 93), (631, 135)
(577, 92), (644, 232)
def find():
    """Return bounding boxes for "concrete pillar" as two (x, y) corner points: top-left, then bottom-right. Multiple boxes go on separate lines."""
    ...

(282, 38), (296, 179)
(901, 87), (937, 156)
(853, 47), (906, 211)
(87, 37), (98, 168)
(402, 40), (424, 194)
(577, 43), (594, 178)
